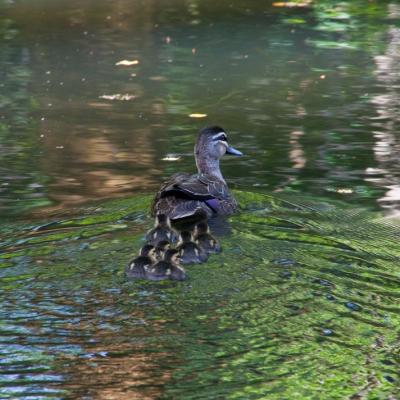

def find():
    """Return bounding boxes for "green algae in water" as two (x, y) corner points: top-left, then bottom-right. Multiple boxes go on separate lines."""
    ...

(0, 191), (399, 399)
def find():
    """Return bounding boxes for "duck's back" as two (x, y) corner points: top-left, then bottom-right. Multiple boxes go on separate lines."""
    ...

(125, 256), (152, 279)
(151, 173), (237, 220)
(145, 226), (178, 246)
(147, 261), (170, 281)
(177, 242), (208, 264)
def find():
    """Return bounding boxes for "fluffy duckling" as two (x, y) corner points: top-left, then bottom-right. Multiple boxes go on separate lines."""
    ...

(194, 222), (221, 254)
(125, 244), (156, 279)
(166, 249), (186, 281)
(147, 249), (186, 281)
(176, 230), (208, 264)
(154, 240), (171, 261)
(145, 214), (179, 246)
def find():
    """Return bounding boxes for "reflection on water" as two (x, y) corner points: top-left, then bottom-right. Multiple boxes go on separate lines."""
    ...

(0, 192), (399, 399)
(370, 9), (400, 217)
(1, 1), (400, 399)
(1, 0), (400, 217)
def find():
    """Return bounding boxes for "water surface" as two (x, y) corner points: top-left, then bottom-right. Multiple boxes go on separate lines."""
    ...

(2, 0), (400, 218)
(1, 192), (400, 399)
(1, 1), (400, 399)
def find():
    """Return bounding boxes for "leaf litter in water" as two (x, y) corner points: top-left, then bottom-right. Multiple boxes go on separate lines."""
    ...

(283, 18), (307, 25)
(162, 154), (181, 161)
(99, 94), (135, 101)
(115, 59), (139, 66)
(189, 113), (207, 118)
(272, 1), (312, 7)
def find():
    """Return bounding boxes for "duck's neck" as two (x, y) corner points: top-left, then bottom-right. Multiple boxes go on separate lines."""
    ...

(196, 156), (225, 182)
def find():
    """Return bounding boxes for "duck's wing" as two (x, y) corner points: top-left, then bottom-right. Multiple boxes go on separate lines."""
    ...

(151, 173), (193, 216)
(151, 173), (233, 219)
(162, 173), (229, 200)
(152, 195), (211, 219)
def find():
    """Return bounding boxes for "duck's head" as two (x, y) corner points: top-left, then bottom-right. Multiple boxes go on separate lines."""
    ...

(164, 248), (180, 264)
(155, 213), (171, 228)
(179, 230), (193, 243)
(195, 221), (210, 235)
(195, 126), (243, 162)
(140, 244), (156, 259)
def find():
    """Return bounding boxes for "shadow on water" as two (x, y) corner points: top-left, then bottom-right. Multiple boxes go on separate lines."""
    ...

(0, 191), (399, 399)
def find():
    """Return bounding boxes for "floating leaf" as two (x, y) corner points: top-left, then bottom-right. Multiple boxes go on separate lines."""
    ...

(283, 18), (307, 25)
(189, 113), (207, 118)
(99, 94), (135, 101)
(272, 1), (311, 7)
(336, 188), (353, 194)
(162, 154), (181, 161)
(115, 60), (139, 66)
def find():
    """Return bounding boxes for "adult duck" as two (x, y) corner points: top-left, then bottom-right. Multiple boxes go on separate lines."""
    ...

(151, 126), (242, 220)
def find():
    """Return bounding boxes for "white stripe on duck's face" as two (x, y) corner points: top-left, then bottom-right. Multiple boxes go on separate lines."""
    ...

(208, 134), (229, 159)
(212, 132), (227, 141)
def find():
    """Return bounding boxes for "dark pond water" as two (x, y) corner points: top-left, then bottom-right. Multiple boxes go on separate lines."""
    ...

(1, 0), (400, 399)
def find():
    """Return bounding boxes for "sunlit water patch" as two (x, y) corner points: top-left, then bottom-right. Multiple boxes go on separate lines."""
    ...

(0, 192), (399, 399)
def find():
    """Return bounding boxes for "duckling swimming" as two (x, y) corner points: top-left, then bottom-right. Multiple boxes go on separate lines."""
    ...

(147, 249), (186, 281)
(194, 221), (221, 254)
(125, 244), (156, 279)
(154, 240), (171, 261)
(166, 249), (186, 281)
(176, 230), (208, 264)
(151, 126), (243, 220)
(145, 214), (179, 246)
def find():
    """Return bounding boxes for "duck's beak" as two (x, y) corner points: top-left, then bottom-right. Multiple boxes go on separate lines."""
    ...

(226, 145), (243, 156)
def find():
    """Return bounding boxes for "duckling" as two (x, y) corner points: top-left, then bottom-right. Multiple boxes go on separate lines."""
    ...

(154, 240), (171, 261)
(145, 214), (179, 246)
(176, 230), (208, 264)
(125, 244), (156, 279)
(147, 249), (186, 281)
(194, 222), (221, 254)
(165, 249), (186, 281)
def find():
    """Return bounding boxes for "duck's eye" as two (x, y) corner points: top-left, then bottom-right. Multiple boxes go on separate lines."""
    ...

(214, 134), (227, 142)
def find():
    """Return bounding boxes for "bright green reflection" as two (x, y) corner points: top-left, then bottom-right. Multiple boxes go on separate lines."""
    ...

(0, 191), (399, 398)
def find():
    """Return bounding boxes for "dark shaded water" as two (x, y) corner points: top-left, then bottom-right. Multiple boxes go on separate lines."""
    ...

(2, 0), (400, 218)
(1, 1), (400, 399)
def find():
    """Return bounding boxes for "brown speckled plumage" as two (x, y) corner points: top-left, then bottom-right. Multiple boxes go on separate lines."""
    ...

(151, 126), (242, 220)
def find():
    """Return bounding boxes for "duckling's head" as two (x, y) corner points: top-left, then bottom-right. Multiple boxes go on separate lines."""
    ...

(195, 221), (210, 235)
(156, 240), (170, 251)
(140, 244), (156, 258)
(164, 248), (180, 264)
(155, 213), (171, 228)
(179, 230), (193, 243)
(195, 126), (243, 162)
